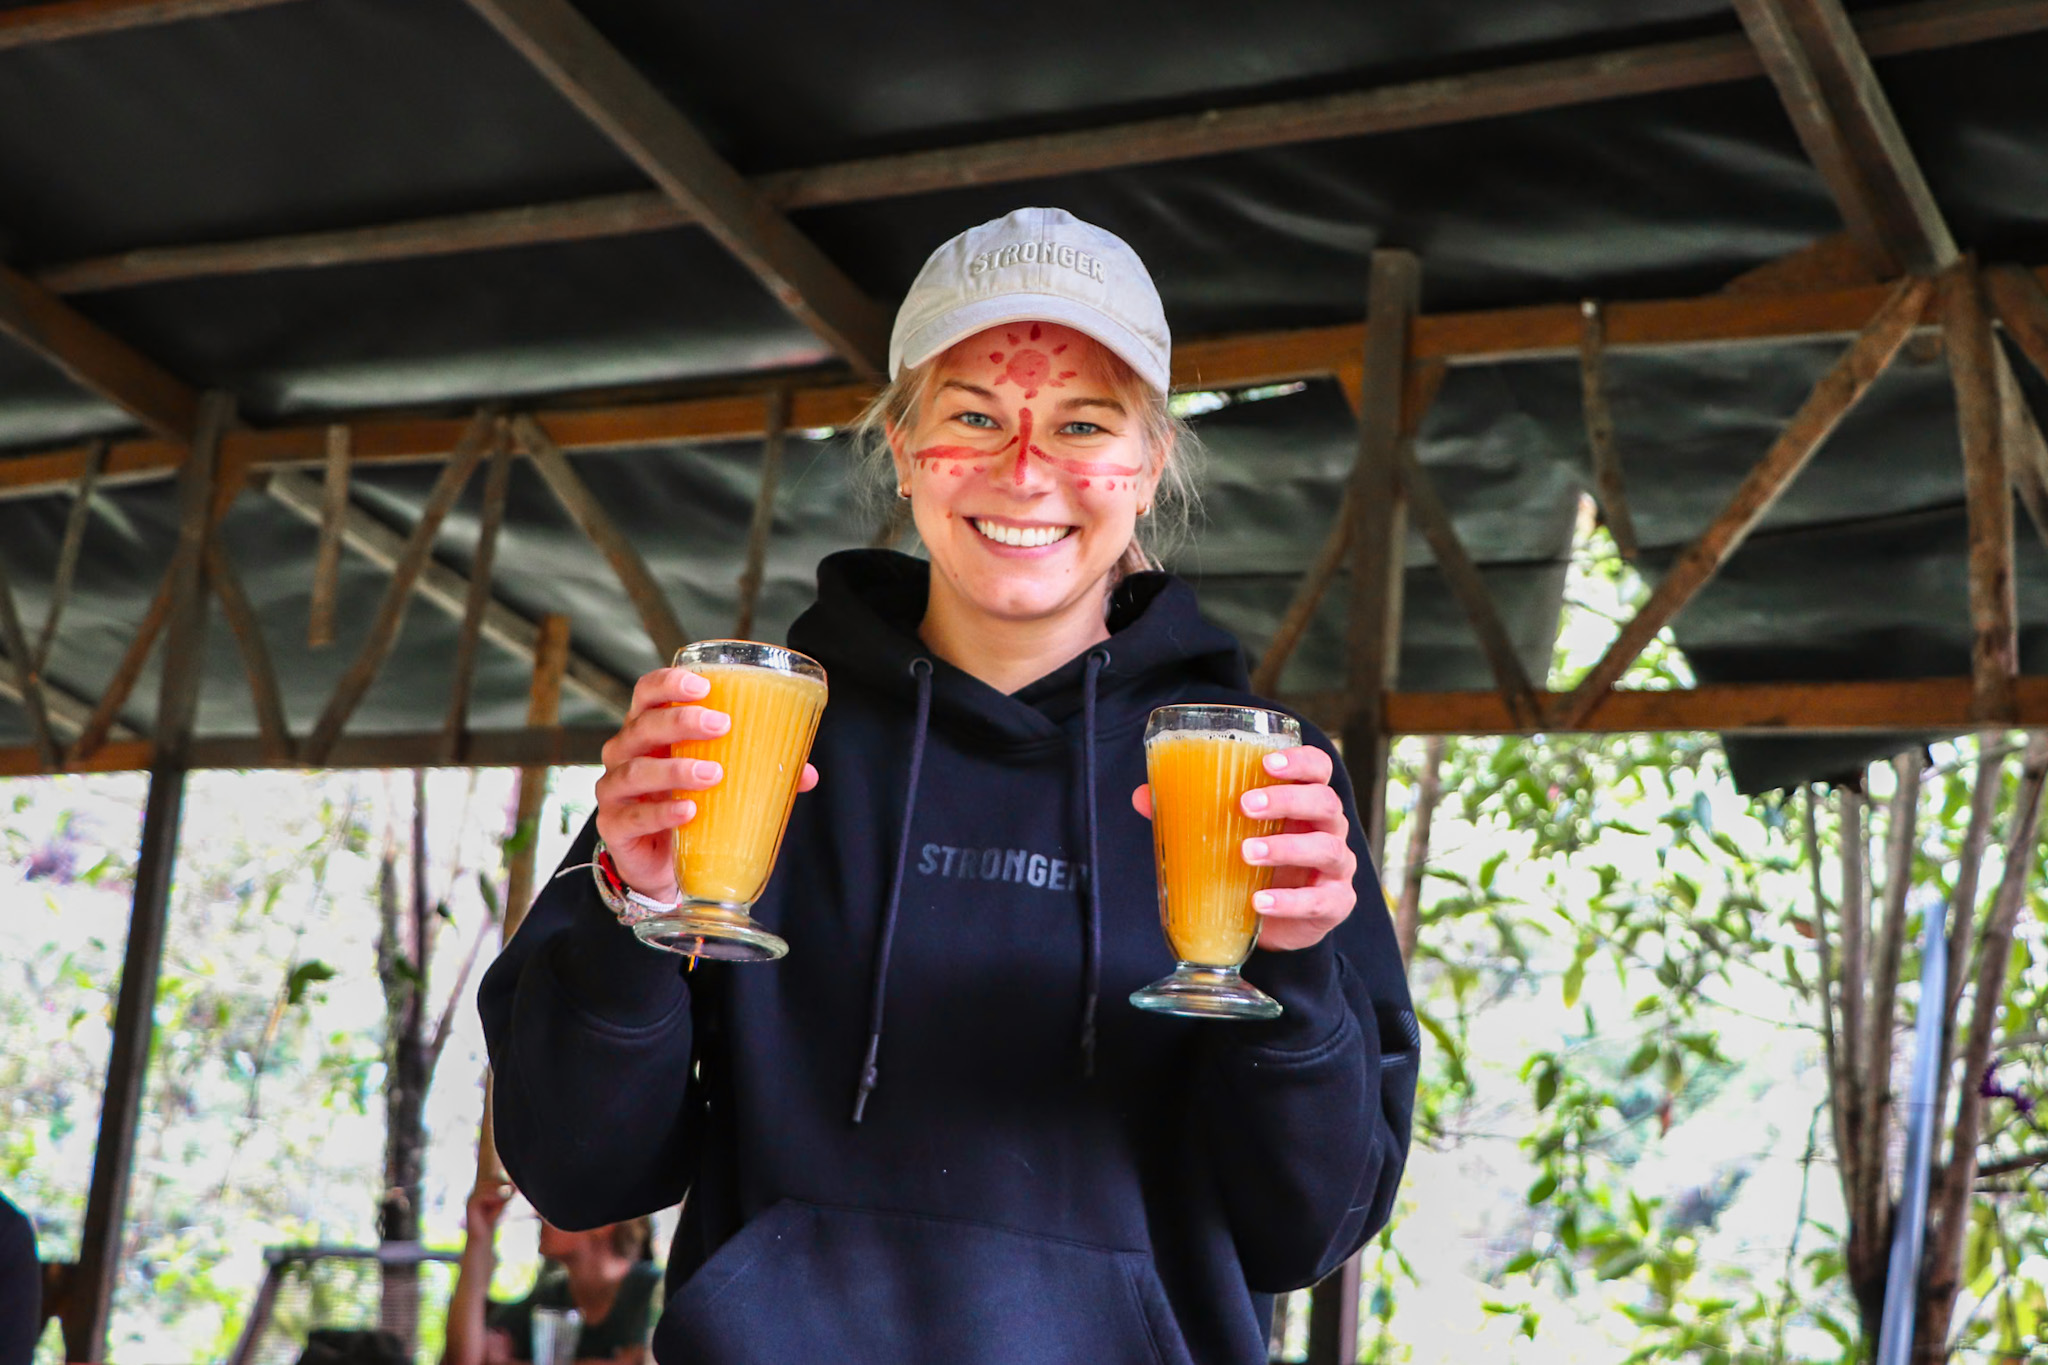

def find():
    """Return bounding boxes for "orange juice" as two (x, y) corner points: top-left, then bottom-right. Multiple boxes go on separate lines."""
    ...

(1146, 730), (1288, 966)
(672, 663), (827, 910)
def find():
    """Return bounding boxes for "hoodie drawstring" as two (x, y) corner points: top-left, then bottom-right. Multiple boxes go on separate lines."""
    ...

(1079, 648), (1110, 1079)
(852, 657), (934, 1123)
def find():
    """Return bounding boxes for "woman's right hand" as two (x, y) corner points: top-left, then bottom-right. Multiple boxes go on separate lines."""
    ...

(464, 1181), (515, 1243)
(593, 666), (819, 899)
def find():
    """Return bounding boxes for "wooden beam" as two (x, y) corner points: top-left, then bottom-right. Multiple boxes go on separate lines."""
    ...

(440, 424), (514, 763)
(1943, 262), (2018, 723)
(34, 0), (2048, 295)
(64, 392), (224, 1363)
(0, 260), (198, 443)
(1578, 300), (1640, 559)
(16, 673), (2048, 777)
(1384, 674), (2048, 735)
(1389, 413), (1543, 727)
(29, 268), (2048, 508)
(307, 425), (349, 648)
(1251, 363), (1443, 696)
(1341, 249), (1421, 868)
(0, 645), (120, 740)
(1993, 345), (2048, 554)
(299, 411), (494, 765)
(65, 762), (185, 1361)
(204, 541), (291, 765)
(1732, 0), (1958, 275)
(34, 437), (108, 673)
(0, 537), (61, 769)
(34, 192), (691, 295)
(1554, 275), (1931, 729)
(67, 567), (173, 764)
(460, 0), (888, 374)
(262, 470), (631, 715)
(732, 391), (788, 640)
(514, 413), (687, 664)
(0, 0), (301, 50)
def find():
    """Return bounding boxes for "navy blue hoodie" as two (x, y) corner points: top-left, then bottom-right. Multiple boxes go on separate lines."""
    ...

(480, 550), (1419, 1364)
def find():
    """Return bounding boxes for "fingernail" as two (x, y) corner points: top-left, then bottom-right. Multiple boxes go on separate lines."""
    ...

(1243, 790), (1269, 813)
(1253, 892), (1275, 911)
(693, 760), (721, 782)
(1263, 752), (1287, 773)
(704, 711), (731, 734)
(681, 672), (710, 698)
(1245, 839), (1269, 862)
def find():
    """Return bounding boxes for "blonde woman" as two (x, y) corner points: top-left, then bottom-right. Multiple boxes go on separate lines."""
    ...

(481, 207), (1418, 1364)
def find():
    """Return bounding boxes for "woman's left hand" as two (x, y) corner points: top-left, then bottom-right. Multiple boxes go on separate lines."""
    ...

(1132, 744), (1358, 951)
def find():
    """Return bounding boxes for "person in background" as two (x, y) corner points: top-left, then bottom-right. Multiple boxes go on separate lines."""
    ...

(442, 1182), (658, 1365)
(0, 1193), (39, 1365)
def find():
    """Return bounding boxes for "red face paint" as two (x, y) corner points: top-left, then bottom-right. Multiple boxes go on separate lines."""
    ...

(1013, 407), (1035, 485)
(987, 333), (1077, 401)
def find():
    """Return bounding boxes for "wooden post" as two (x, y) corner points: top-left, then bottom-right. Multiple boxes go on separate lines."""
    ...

(1942, 261), (2018, 725)
(441, 422), (516, 763)
(64, 392), (227, 1362)
(515, 414), (688, 663)
(733, 390), (789, 640)
(1312, 248), (1418, 1365)
(308, 423), (350, 648)
(477, 613), (571, 1189)
(1578, 300), (1640, 558)
(1340, 248), (1420, 865)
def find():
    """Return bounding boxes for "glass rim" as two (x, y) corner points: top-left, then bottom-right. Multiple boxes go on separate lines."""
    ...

(1145, 702), (1300, 740)
(673, 639), (827, 684)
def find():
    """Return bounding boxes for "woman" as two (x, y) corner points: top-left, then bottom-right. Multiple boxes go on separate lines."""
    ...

(442, 1182), (658, 1365)
(480, 206), (1418, 1364)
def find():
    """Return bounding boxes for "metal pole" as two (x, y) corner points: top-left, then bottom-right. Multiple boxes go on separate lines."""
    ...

(1875, 898), (1949, 1365)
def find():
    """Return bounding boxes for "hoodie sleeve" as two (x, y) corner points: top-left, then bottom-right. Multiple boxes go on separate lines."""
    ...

(477, 814), (697, 1229)
(1200, 724), (1420, 1293)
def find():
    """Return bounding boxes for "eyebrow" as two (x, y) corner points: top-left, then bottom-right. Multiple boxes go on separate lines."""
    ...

(938, 379), (998, 400)
(1056, 396), (1127, 416)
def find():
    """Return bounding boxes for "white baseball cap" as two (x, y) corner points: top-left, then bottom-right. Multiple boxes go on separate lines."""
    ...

(889, 207), (1172, 394)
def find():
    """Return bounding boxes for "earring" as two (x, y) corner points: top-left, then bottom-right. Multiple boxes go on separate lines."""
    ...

(896, 485), (911, 501)
(1137, 503), (1153, 518)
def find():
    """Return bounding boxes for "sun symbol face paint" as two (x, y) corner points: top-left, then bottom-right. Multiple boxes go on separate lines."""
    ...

(987, 324), (1078, 400)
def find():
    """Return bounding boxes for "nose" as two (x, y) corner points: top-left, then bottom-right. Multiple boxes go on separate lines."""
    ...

(995, 409), (1052, 491)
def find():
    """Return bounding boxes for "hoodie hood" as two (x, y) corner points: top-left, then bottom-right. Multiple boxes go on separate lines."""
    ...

(789, 549), (1248, 750)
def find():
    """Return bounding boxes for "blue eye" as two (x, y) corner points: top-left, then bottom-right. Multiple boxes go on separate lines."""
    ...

(956, 411), (998, 429)
(1059, 421), (1102, 437)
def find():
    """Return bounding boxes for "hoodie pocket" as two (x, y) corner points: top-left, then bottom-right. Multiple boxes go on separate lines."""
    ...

(657, 1200), (1196, 1365)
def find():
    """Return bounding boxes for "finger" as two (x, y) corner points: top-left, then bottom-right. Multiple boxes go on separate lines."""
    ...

(1243, 831), (1353, 878)
(600, 705), (732, 767)
(1241, 781), (1344, 828)
(797, 763), (821, 793)
(597, 797), (696, 842)
(1251, 884), (1355, 921)
(627, 666), (711, 722)
(1131, 783), (1154, 821)
(597, 756), (724, 804)
(1259, 744), (1332, 786)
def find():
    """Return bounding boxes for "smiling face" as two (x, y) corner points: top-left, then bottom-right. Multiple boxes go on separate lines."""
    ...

(889, 322), (1165, 637)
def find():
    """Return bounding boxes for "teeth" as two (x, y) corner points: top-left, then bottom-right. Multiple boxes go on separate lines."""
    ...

(973, 520), (1072, 548)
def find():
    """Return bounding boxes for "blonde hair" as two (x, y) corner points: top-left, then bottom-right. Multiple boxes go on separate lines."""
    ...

(852, 336), (1200, 576)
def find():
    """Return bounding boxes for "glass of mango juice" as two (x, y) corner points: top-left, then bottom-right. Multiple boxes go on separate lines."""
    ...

(632, 640), (827, 962)
(1129, 704), (1295, 1020)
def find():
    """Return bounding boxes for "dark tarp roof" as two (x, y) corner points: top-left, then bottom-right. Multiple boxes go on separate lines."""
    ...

(1, 0), (2044, 791)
